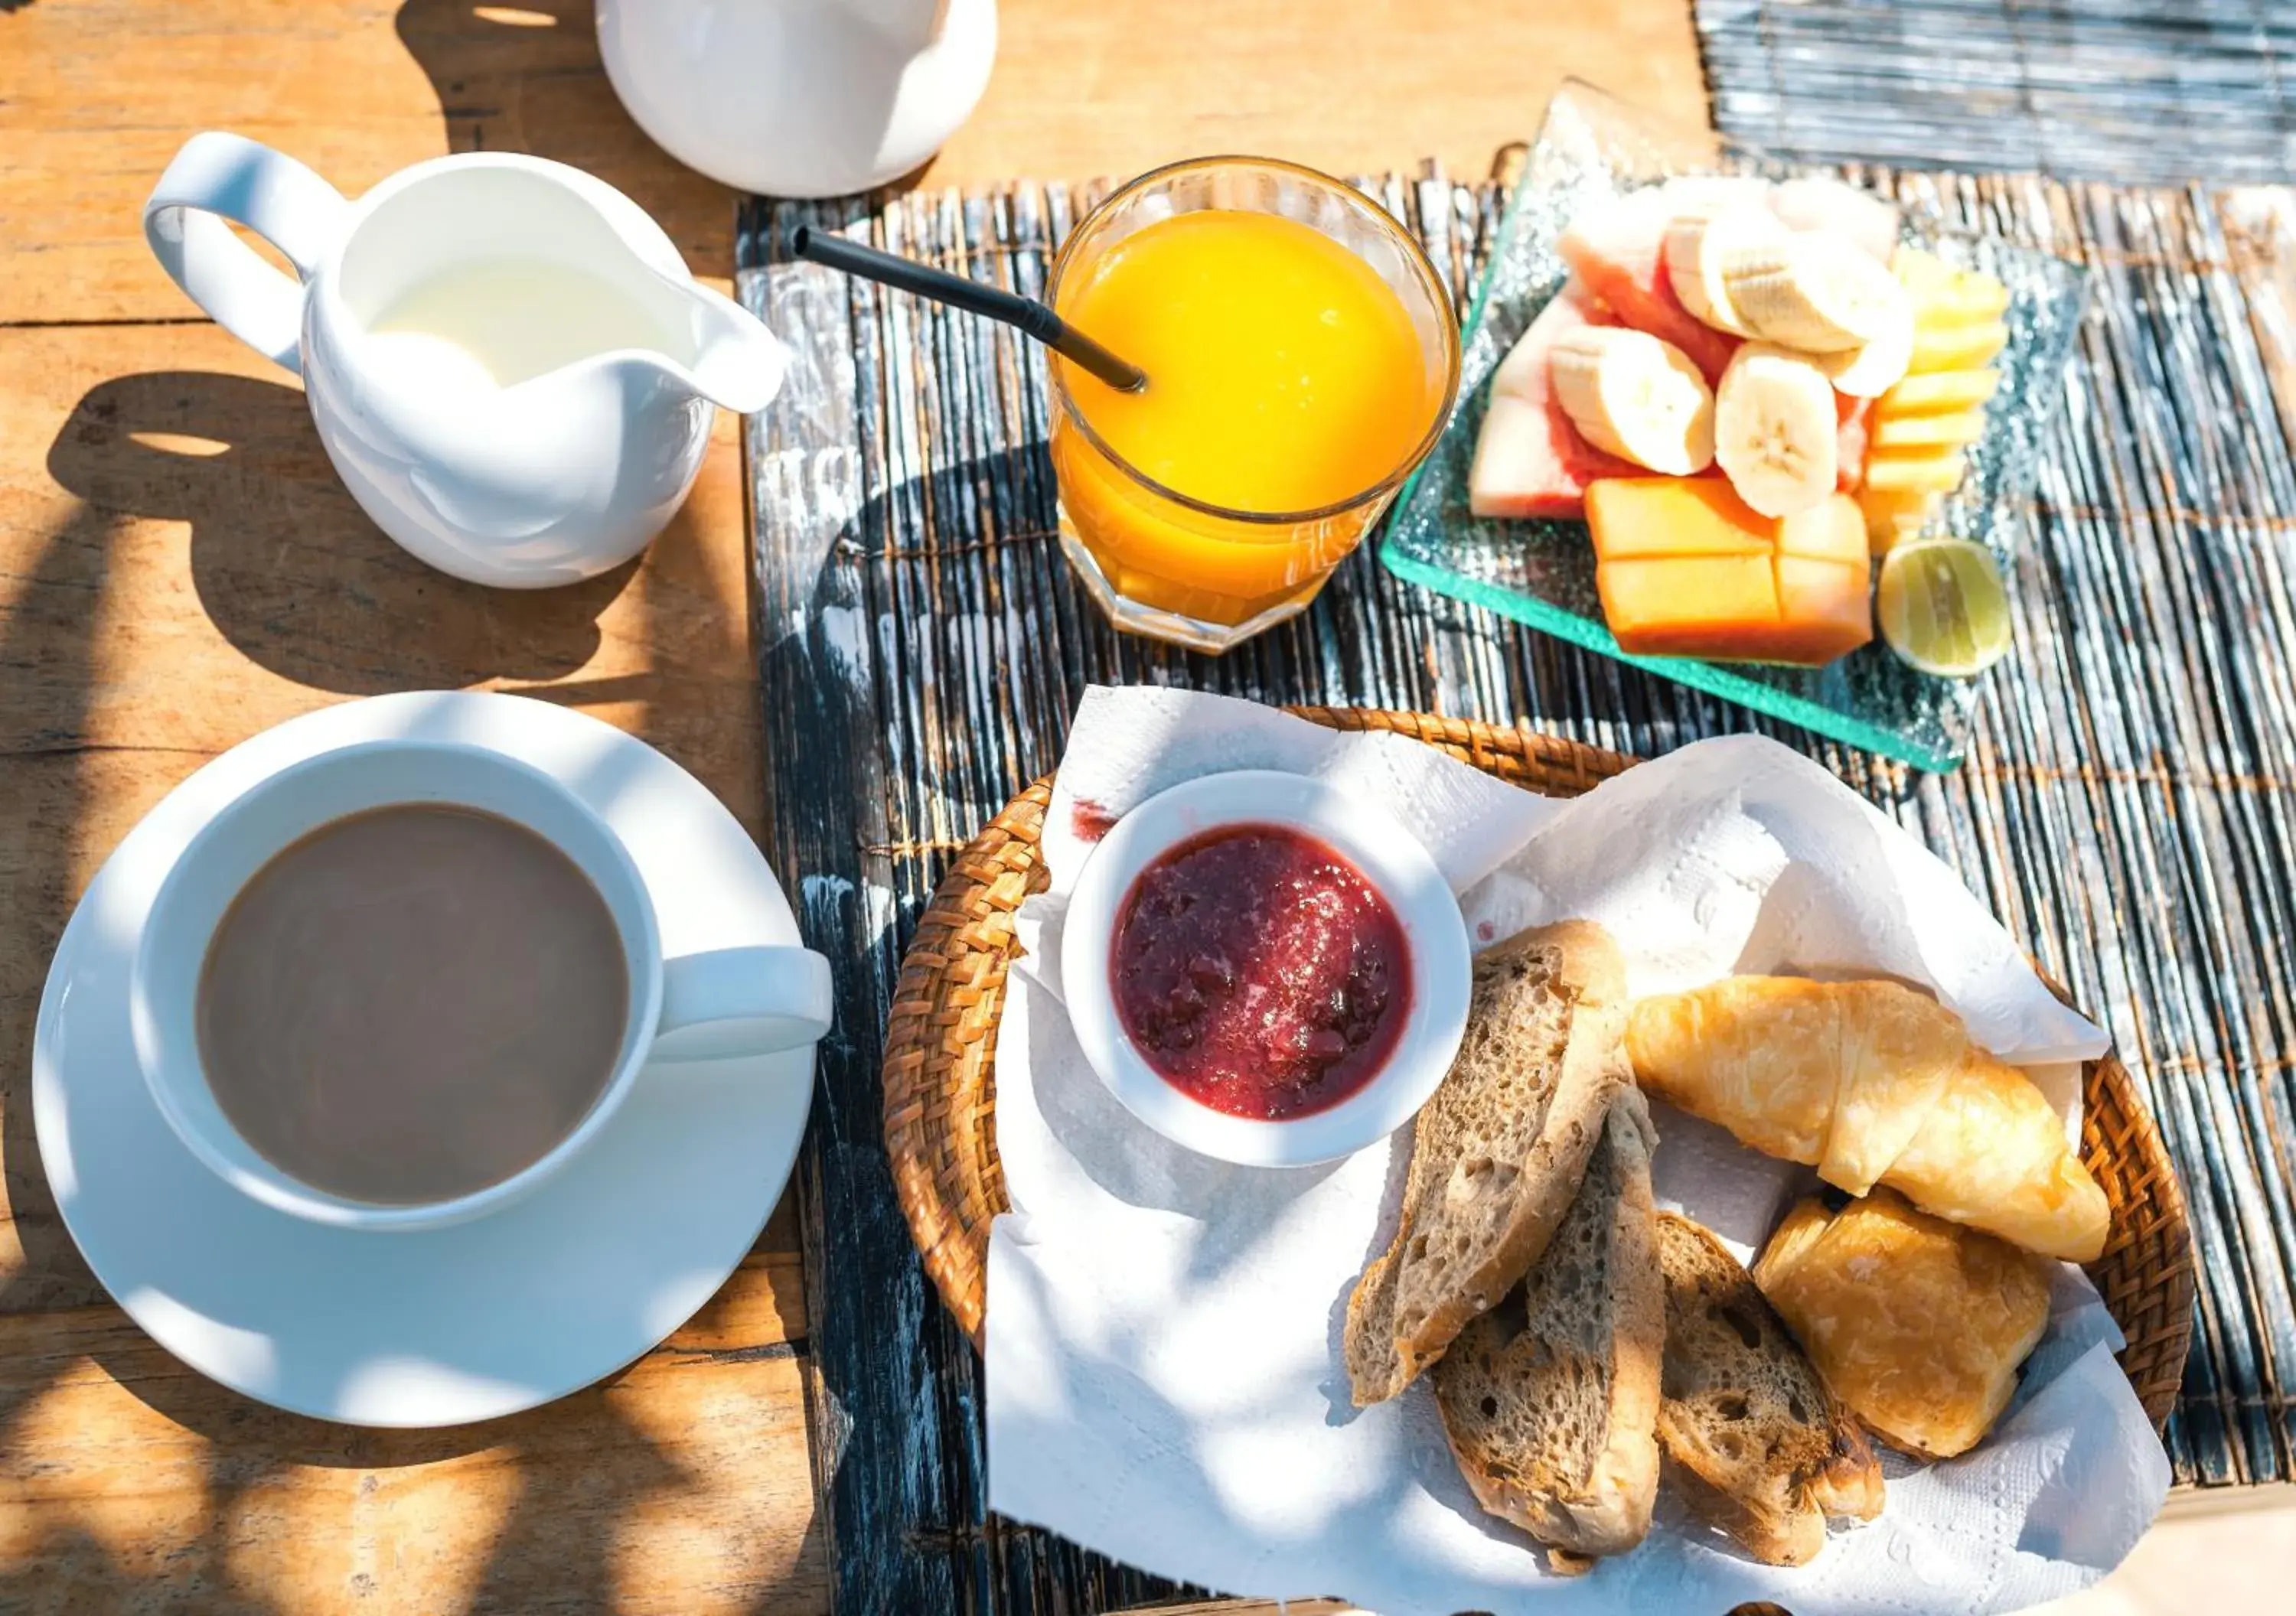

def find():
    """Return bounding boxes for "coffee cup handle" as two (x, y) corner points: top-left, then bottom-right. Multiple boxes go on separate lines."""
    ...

(653, 946), (835, 1063)
(142, 132), (351, 377)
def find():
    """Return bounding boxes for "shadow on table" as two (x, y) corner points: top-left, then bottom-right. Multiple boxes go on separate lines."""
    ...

(0, 1331), (822, 1614)
(393, 0), (742, 275)
(0, 356), (809, 1607)
(393, 0), (937, 272)
(42, 370), (636, 695)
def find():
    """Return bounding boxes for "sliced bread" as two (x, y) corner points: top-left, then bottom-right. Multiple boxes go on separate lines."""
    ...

(1654, 1212), (1886, 1566)
(1345, 920), (1631, 1405)
(1433, 1087), (1665, 1559)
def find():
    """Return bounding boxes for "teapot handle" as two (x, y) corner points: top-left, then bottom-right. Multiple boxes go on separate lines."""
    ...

(143, 132), (351, 377)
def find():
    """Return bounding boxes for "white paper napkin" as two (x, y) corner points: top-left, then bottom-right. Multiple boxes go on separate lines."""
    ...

(988, 686), (2168, 1616)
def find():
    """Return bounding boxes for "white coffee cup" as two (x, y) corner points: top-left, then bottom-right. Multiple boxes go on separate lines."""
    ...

(129, 738), (833, 1231)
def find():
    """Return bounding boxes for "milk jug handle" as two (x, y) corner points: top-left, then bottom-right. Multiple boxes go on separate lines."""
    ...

(143, 132), (351, 377)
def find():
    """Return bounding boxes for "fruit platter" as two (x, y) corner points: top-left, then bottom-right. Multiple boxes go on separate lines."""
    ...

(1382, 80), (2089, 770)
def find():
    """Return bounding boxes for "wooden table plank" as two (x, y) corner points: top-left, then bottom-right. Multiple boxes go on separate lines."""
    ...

(0, 1262), (824, 1616)
(927, 0), (1711, 188)
(0, 323), (759, 774)
(0, 0), (1708, 324)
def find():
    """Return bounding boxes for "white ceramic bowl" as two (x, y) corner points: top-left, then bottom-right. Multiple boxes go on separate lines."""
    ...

(1061, 771), (1471, 1167)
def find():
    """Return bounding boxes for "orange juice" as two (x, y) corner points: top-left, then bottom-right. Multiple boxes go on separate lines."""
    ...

(1048, 166), (1457, 648)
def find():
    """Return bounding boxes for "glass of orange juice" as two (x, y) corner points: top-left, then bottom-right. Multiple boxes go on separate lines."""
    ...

(1045, 158), (1461, 653)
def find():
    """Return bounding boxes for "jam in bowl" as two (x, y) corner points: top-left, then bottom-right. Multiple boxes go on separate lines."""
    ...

(1061, 770), (1472, 1167)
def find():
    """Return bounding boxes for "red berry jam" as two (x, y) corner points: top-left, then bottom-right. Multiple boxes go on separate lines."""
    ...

(1108, 823), (1411, 1120)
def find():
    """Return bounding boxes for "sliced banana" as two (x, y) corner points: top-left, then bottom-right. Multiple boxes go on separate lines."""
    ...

(1714, 342), (1840, 516)
(1658, 174), (1776, 218)
(1720, 231), (1909, 353)
(1880, 368), (2001, 415)
(1770, 177), (1902, 264)
(1869, 409), (1988, 450)
(1813, 295), (1915, 397)
(1910, 319), (2009, 373)
(1546, 326), (1717, 476)
(1863, 448), (1969, 494)
(1665, 207), (1788, 337)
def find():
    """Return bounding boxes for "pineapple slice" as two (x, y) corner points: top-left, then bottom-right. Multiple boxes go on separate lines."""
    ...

(1880, 369), (2000, 415)
(1869, 409), (1988, 450)
(1864, 448), (1970, 494)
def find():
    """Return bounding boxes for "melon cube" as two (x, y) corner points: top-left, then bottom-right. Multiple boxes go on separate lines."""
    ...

(1599, 554), (1782, 658)
(1774, 557), (1875, 662)
(1776, 494), (1869, 564)
(1587, 477), (1771, 559)
(1586, 479), (1874, 666)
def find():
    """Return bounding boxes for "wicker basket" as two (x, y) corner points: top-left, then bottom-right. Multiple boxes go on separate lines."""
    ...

(880, 708), (2195, 1429)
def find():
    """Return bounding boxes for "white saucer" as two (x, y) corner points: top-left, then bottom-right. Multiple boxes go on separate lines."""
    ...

(32, 691), (816, 1427)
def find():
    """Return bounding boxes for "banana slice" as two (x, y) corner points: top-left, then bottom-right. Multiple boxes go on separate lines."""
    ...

(1546, 326), (1717, 475)
(1869, 409), (1988, 450)
(1659, 175), (1776, 217)
(1721, 231), (1908, 352)
(1910, 319), (2009, 373)
(1714, 342), (1840, 516)
(1665, 207), (1788, 337)
(1880, 368), (2001, 415)
(1770, 177), (1901, 263)
(1863, 448), (1969, 494)
(1813, 295), (1915, 397)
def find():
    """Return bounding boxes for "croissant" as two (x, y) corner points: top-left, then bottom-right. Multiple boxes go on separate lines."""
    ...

(1626, 976), (2108, 1261)
(1755, 1188), (2053, 1458)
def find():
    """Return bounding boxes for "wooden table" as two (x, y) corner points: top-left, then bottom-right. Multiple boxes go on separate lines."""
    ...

(0, 2), (1705, 1608)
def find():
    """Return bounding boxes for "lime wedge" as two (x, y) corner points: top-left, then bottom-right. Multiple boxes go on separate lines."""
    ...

(1877, 538), (2014, 678)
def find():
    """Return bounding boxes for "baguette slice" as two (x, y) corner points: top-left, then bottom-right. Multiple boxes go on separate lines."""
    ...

(1655, 1213), (1885, 1566)
(1433, 1088), (1665, 1559)
(1345, 921), (1631, 1405)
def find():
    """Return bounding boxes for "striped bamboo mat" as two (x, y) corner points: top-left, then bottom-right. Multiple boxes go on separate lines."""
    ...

(1695, 0), (2296, 184)
(737, 162), (2296, 1608)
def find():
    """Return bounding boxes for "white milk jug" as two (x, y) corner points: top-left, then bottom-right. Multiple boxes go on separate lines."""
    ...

(144, 132), (789, 588)
(595, 0), (998, 197)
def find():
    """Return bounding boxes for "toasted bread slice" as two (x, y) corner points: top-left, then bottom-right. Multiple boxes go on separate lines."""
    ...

(1433, 1088), (1664, 1559)
(1345, 921), (1630, 1405)
(1655, 1213), (1885, 1566)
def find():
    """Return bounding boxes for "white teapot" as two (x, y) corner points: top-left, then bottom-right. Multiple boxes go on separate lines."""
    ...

(596, 0), (998, 197)
(143, 133), (788, 588)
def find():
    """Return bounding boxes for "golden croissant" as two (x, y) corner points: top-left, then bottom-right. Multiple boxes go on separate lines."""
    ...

(1755, 1188), (2053, 1458)
(1626, 976), (2108, 1261)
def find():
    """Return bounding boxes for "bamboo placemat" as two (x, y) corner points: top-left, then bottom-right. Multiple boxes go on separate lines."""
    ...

(1695, 0), (2296, 184)
(738, 161), (2296, 1611)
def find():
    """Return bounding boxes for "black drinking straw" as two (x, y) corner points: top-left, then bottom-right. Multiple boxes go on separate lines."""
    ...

(791, 225), (1148, 393)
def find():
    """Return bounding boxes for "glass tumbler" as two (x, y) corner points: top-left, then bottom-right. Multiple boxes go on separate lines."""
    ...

(1044, 157), (1461, 653)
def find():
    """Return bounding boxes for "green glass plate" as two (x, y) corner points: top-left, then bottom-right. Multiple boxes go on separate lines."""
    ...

(1379, 80), (2089, 770)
